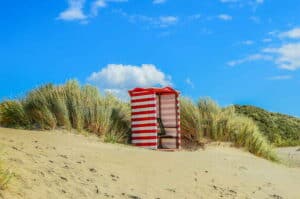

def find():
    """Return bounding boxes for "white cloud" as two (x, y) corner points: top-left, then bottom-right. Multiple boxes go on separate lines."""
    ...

(115, 10), (178, 28)
(262, 38), (272, 43)
(159, 16), (178, 27)
(58, 0), (127, 22)
(91, 0), (107, 16)
(185, 78), (194, 88)
(87, 64), (172, 98)
(220, 0), (238, 3)
(263, 43), (300, 70)
(249, 16), (260, 23)
(241, 40), (254, 45)
(280, 28), (300, 39)
(57, 0), (87, 21)
(227, 54), (273, 67)
(220, 0), (264, 5)
(218, 14), (232, 21)
(91, 0), (127, 17)
(267, 75), (293, 80)
(153, 0), (166, 4)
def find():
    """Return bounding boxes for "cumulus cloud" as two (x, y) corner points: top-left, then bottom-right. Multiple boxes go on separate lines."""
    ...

(280, 28), (300, 39)
(218, 14), (232, 21)
(263, 43), (300, 70)
(227, 54), (273, 67)
(87, 64), (172, 98)
(57, 0), (87, 21)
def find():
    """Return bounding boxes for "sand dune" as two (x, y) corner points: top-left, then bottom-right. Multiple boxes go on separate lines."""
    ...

(0, 127), (299, 199)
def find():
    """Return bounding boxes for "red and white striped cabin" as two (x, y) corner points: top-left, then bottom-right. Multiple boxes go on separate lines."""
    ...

(128, 87), (181, 150)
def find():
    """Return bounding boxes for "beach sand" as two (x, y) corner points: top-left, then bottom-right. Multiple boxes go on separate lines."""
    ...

(0, 127), (299, 199)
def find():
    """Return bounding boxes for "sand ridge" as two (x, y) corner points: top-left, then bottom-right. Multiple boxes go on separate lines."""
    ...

(0, 127), (299, 199)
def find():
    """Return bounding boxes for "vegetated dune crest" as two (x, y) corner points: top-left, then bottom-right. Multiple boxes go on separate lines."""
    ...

(0, 127), (299, 199)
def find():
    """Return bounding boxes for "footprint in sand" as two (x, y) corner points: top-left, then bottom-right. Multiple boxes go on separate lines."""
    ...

(270, 194), (283, 199)
(110, 174), (119, 181)
(89, 168), (97, 173)
(60, 176), (68, 181)
(59, 154), (68, 159)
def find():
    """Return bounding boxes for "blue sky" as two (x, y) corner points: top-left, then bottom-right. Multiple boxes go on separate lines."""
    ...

(1, 0), (300, 116)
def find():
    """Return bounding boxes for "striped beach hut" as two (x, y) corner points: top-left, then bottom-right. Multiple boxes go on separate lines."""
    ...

(128, 87), (181, 150)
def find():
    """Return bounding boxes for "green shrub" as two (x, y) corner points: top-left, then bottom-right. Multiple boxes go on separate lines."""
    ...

(235, 105), (300, 146)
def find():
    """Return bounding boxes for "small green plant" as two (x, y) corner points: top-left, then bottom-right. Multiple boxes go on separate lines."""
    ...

(0, 158), (13, 190)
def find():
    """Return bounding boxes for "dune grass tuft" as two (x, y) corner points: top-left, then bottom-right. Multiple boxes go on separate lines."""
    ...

(0, 81), (277, 160)
(180, 97), (278, 161)
(0, 80), (130, 144)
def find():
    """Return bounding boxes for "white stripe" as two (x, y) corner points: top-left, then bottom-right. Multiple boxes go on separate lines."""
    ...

(132, 126), (157, 131)
(132, 120), (157, 125)
(141, 146), (157, 149)
(131, 94), (156, 100)
(131, 133), (157, 137)
(132, 139), (157, 144)
(132, 101), (156, 106)
(160, 104), (176, 108)
(132, 113), (156, 119)
(162, 122), (177, 126)
(161, 110), (176, 115)
(161, 115), (176, 120)
(132, 107), (156, 113)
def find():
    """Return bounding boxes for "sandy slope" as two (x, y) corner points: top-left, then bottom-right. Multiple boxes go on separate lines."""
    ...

(276, 147), (300, 167)
(0, 128), (299, 199)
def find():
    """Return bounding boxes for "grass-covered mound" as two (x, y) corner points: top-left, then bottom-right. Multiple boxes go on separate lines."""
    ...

(0, 80), (131, 144)
(180, 98), (277, 161)
(234, 105), (300, 147)
(0, 81), (277, 161)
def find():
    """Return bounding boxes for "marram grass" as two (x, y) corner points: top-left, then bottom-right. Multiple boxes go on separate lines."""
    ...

(0, 80), (130, 144)
(180, 97), (278, 161)
(0, 81), (277, 161)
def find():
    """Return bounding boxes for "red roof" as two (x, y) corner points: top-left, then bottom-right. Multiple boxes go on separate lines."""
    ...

(128, 87), (179, 96)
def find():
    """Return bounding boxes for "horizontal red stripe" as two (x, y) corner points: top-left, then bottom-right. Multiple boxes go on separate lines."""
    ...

(130, 92), (154, 97)
(131, 136), (157, 140)
(132, 104), (156, 109)
(134, 143), (157, 147)
(131, 123), (157, 128)
(132, 117), (156, 121)
(132, 110), (156, 115)
(132, 129), (157, 133)
(131, 97), (156, 103)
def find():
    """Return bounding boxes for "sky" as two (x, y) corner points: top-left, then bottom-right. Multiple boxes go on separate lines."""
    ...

(0, 0), (300, 116)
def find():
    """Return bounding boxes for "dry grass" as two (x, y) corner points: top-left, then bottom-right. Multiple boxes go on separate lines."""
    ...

(0, 81), (277, 161)
(180, 97), (278, 161)
(0, 80), (130, 144)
